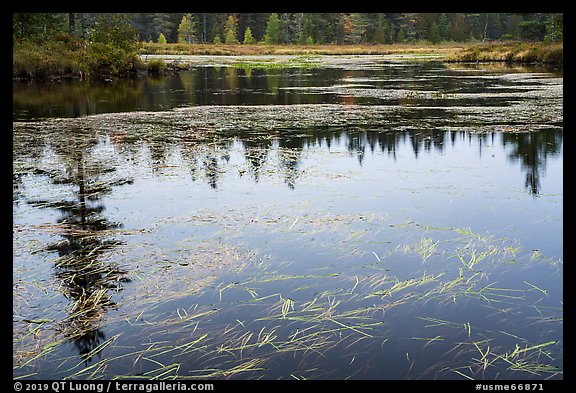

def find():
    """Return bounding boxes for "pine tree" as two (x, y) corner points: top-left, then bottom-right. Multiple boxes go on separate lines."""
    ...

(157, 32), (167, 44)
(429, 22), (441, 44)
(152, 13), (177, 43)
(448, 14), (467, 42)
(298, 14), (315, 45)
(544, 13), (562, 42)
(243, 27), (254, 44)
(372, 14), (393, 44)
(437, 13), (449, 41)
(264, 13), (281, 44)
(224, 15), (238, 44)
(177, 14), (196, 43)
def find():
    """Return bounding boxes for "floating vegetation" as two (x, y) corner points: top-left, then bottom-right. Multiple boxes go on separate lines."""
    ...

(14, 214), (563, 379)
(14, 58), (562, 380)
(231, 56), (321, 71)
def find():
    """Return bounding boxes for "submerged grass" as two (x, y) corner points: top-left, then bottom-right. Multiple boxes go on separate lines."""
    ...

(14, 228), (562, 379)
(14, 186), (562, 379)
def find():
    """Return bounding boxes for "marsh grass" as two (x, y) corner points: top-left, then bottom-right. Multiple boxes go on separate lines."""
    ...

(446, 41), (563, 65)
(139, 43), (465, 57)
(14, 171), (562, 379)
(14, 212), (562, 379)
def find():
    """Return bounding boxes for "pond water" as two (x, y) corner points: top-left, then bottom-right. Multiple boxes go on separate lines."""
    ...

(13, 56), (563, 380)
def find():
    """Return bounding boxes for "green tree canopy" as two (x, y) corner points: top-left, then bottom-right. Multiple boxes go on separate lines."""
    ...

(224, 15), (238, 44)
(177, 14), (196, 43)
(243, 27), (254, 44)
(264, 13), (281, 44)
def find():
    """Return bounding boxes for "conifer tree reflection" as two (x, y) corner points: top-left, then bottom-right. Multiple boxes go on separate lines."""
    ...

(26, 127), (132, 363)
(503, 129), (563, 196)
(243, 136), (272, 182)
(277, 135), (303, 189)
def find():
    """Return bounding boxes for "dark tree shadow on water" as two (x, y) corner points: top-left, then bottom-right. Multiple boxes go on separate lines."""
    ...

(22, 126), (133, 365)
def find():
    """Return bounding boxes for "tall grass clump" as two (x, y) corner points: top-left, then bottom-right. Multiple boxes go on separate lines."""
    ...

(446, 41), (563, 65)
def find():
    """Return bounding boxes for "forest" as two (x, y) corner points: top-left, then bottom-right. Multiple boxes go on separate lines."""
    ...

(13, 13), (563, 81)
(14, 13), (563, 45)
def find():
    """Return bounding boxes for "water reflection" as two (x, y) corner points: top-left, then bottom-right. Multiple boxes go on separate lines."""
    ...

(102, 126), (562, 195)
(12, 59), (563, 379)
(13, 60), (563, 127)
(21, 126), (132, 363)
(503, 131), (561, 196)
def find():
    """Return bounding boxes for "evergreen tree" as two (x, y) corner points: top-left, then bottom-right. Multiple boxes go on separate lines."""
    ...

(177, 14), (196, 43)
(325, 13), (345, 44)
(519, 14), (547, 41)
(243, 27), (254, 44)
(429, 22), (441, 44)
(152, 13), (178, 43)
(224, 15), (239, 44)
(157, 32), (167, 44)
(448, 13), (467, 41)
(13, 12), (562, 48)
(396, 13), (418, 42)
(544, 13), (562, 42)
(13, 13), (66, 41)
(131, 13), (155, 42)
(264, 13), (281, 44)
(298, 14), (316, 45)
(372, 14), (394, 44)
(280, 13), (303, 44)
(503, 14), (522, 40)
(485, 13), (504, 41)
(437, 13), (449, 41)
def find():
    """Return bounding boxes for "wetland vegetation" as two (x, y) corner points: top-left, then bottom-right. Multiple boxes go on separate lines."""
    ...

(13, 13), (563, 82)
(13, 12), (562, 382)
(13, 57), (563, 380)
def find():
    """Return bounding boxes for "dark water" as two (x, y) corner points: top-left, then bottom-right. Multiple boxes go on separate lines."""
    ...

(13, 57), (562, 380)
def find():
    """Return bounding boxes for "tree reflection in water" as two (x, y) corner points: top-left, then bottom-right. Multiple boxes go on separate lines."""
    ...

(24, 127), (132, 364)
(135, 125), (562, 196)
(13, 117), (562, 364)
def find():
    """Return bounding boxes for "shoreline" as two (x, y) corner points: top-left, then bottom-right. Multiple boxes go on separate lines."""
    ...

(13, 41), (563, 84)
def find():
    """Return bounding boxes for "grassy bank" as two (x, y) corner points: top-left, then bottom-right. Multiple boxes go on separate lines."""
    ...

(14, 40), (562, 83)
(446, 41), (563, 65)
(140, 41), (563, 66)
(139, 42), (466, 57)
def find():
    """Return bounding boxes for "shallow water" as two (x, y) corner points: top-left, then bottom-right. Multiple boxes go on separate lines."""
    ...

(13, 56), (562, 380)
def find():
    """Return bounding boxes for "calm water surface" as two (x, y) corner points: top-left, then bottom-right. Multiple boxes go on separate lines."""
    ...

(13, 56), (562, 380)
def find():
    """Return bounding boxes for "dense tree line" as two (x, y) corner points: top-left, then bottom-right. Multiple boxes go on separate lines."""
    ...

(14, 13), (563, 45)
(12, 13), (563, 81)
